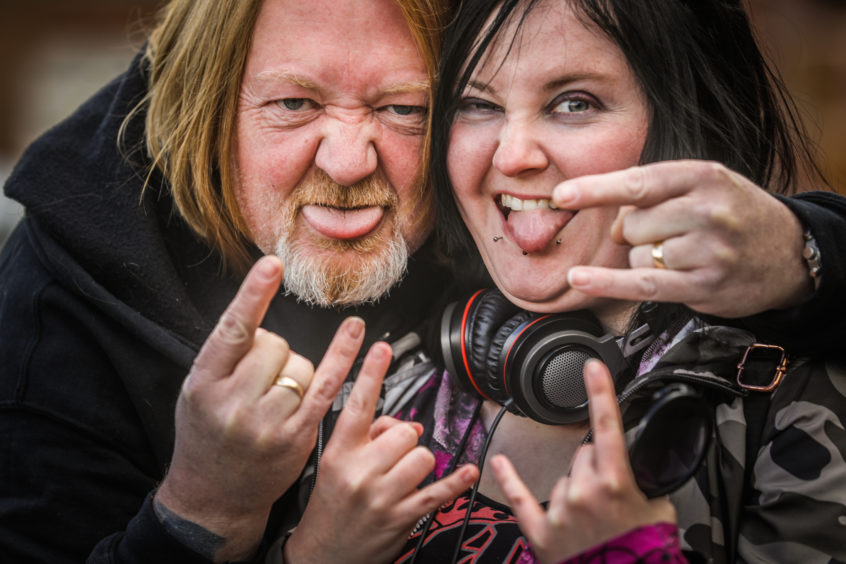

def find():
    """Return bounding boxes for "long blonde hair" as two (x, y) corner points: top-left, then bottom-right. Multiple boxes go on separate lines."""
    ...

(126, 0), (451, 273)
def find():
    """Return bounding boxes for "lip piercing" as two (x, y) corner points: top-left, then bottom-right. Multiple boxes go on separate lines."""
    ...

(522, 251), (528, 256)
(556, 239), (562, 245)
(493, 236), (503, 242)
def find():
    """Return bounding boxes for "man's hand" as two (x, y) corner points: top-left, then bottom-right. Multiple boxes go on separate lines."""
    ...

(155, 256), (362, 562)
(491, 360), (676, 564)
(285, 341), (480, 564)
(554, 160), (811, 318)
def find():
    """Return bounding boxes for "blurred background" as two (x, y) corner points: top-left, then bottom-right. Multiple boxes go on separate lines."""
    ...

(1, 0), (845, 248)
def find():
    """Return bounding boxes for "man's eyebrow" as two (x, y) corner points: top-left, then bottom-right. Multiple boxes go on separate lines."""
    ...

(255, 71), (319, 90)
(382, 80), (430, 95)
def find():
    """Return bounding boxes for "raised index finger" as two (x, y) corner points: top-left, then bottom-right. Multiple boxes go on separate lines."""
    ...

(552, 160), (710, 211)
(192, 255), (284, 380)
(583, 360), (628, 475)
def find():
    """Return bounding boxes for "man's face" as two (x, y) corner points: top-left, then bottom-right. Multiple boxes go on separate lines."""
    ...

(234, 0), (433, 306)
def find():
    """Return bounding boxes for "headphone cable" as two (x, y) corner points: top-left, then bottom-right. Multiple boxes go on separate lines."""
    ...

(448, 399), (513, 564)
(408, 397), (484, 564)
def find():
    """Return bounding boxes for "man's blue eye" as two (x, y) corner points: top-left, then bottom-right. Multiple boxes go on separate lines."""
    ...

(390, 105), (421, 116)
(281, 98), (306, 110)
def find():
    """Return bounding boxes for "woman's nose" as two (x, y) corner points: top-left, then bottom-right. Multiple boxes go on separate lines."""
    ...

(492, 119), (549, 177)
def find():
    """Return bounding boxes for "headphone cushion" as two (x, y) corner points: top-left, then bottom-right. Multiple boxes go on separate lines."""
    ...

(485, 310), (535, 401)
(463, 290), (521, 391)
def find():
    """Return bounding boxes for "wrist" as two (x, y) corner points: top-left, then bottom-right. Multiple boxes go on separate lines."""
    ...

(153, 485), (268, 563)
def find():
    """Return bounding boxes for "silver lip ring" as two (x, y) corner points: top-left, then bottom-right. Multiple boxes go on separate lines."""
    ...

(273, 375), (305, 400)
(651, 242), (668, 270)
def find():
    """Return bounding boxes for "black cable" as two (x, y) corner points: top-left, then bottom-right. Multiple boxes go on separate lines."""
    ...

(449, 399), (513, 564)
(408, 397), (484, 564)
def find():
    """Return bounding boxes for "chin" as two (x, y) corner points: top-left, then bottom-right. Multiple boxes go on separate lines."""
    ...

(499, 286), (579, 314)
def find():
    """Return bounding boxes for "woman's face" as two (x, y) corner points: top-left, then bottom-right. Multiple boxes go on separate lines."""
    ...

(447, 0), (648, 324)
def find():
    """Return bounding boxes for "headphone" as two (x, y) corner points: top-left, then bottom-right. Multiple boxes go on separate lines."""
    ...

(439, 288), (653, 425)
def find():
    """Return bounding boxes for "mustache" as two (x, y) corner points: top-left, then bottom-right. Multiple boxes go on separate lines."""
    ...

(292, 169), (397, 209)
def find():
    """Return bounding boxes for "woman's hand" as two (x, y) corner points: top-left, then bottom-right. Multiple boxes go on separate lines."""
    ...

(284, 341), (480, 564)
(155, 256), (361, 562)
(491, 360), (676, 564)
(554, 160), (811, 318)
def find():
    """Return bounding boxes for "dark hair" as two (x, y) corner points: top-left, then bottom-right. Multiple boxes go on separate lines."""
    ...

(431, 0), (824, 264)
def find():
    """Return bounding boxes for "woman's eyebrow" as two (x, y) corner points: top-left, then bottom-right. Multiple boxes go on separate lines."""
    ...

(542, 73), (607, 92)
(466, 79), (496, 94)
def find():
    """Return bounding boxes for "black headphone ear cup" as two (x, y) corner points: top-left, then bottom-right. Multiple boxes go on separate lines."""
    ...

(442, 289), (521, 398)
(463, 290), (521, 393)
(485, 310), (535, 403)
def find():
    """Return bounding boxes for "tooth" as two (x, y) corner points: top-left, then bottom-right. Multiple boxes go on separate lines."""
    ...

(537, 200), (549, 209)
(522, 199), (539, 211)
(549, 200), (558, 210)
(511, 198), (523, 211)
(501, 194), (512, 208)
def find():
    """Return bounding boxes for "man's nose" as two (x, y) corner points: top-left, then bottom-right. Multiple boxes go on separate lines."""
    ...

(314, 116), (379, 186)
(492, 119), (549, 177)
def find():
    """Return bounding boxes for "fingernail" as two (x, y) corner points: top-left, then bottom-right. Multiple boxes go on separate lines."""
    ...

(369, 341), (391, 360)
(459, 465), (478, 481)
(568, 268), (591, 287)
(554, 183), (577, 206)
(257, 256), (280, 279)
(345, 317), (365, 339)
(410, 422), (424, 437)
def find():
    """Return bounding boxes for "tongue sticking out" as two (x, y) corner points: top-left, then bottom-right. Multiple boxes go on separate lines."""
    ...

(505, 208), (575, 253)
(301, 205), (384, 240)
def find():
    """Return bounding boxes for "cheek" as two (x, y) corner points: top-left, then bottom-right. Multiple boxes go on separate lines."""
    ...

(563, 123), (646, 178)
(380, 133), (425, 188)
(447, 123), (497, 203)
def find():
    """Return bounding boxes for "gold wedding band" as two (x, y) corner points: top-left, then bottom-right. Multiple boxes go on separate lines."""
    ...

(273, 375), (305, 400)
(651, 242), (668, 270)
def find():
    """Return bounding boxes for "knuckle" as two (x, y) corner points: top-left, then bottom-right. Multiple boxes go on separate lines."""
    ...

(706, 203), (739, 232)
(623, 166), (649, 202)
(215, 311), (252, 345)
(567, 484), (586, 508)
(635, 273), (659, 298)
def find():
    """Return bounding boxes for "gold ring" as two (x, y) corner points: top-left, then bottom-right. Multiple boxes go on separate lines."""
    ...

(273, 375), (305, 400)
(651, 242), (668, 270)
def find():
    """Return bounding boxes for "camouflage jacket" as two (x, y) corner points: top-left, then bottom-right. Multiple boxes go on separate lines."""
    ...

(637, 322), (846, 563)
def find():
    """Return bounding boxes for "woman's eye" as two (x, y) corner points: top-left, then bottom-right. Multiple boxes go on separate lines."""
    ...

(277, 98), (315, 111)
(552, 98), (593, 114)
(458, 97), (501, 114)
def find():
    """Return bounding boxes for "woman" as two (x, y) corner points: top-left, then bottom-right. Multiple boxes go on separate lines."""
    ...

(406, 0), (846, 561)
(275, 1), (846, 563)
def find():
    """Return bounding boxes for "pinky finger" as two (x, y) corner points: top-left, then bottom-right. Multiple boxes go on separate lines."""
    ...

(490, 455), (548, 538)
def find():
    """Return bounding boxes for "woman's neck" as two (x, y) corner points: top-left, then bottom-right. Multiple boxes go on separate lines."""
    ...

(592, 300), (640, 335)
(476, 400), (589, 506)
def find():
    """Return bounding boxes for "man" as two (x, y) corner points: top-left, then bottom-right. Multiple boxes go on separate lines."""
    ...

(1, 0), (845, 563)
(0, 0), (468, 562)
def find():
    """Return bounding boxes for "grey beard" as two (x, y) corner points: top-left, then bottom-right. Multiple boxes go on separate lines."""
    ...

(275, 225), (409, 308)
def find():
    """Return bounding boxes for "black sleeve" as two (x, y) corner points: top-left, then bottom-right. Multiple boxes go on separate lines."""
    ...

(727, 191), (846, 361)
(0, 225), (264, 564)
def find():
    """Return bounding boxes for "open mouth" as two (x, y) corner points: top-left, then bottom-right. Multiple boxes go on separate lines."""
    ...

(497, 193), (559, 218)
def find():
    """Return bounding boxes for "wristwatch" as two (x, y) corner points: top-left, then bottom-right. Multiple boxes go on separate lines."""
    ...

(802, 229), (822, 291)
